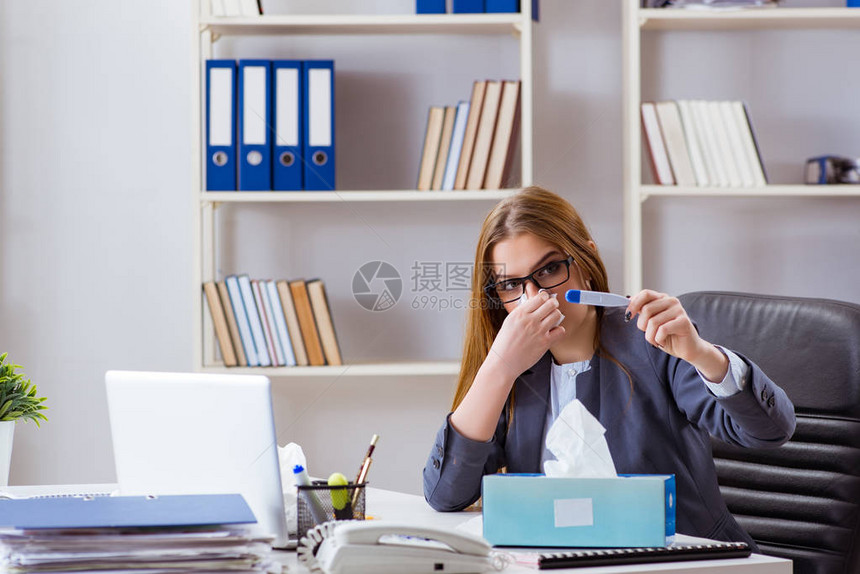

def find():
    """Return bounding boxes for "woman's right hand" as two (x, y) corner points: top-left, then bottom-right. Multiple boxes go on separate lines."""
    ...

(450, 287), (565, 442)
(486, 288), (566, 380)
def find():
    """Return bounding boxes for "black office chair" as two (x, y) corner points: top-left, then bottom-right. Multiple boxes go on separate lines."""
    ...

(679, 291), (860, 574)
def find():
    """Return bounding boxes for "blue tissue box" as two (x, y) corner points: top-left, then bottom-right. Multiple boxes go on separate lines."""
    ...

(482, 474), (675, 548)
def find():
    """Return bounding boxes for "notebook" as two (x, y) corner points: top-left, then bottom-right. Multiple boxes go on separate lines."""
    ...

(105, 370), (292, 548)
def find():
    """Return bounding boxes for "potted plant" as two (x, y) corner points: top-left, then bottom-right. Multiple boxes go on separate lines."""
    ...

(0, 353), (48, 487)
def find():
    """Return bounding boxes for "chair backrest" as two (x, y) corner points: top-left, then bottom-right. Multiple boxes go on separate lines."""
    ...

(679, 291), (860, 574)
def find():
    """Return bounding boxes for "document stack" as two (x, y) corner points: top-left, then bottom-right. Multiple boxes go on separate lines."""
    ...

(0, 494), (277, 574)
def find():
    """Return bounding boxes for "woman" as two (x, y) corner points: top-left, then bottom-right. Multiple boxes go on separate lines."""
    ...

(423, 186), (795, 547)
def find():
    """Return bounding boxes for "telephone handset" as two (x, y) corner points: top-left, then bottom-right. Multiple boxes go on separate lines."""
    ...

(297, 520), (507, 574)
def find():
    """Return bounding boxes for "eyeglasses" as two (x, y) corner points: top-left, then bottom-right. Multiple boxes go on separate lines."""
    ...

(484, 256), (575, 304)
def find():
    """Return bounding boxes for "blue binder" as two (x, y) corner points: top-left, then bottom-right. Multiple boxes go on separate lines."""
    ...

(453, 0), (484, 13)
(486, 0), (518, 12)
(238, 60), (272, 191)
(302, 60), (335, 191)
(416, 0), (446, 13)
(272, 60), (304, 191)
(205, 60), (237, 191)
(0, 494), (256, 530)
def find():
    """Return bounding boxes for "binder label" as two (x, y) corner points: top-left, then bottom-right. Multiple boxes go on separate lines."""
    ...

(209, 68), (233, 146)
(275, 68), (299, 146)
(242, 66), (268, 145)
(308, 68), (332, 147)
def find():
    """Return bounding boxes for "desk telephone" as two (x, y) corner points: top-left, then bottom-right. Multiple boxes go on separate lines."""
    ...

(297, 520), (507, 574)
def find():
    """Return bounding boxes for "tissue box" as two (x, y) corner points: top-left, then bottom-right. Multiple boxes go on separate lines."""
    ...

(482, 474), (675, 548)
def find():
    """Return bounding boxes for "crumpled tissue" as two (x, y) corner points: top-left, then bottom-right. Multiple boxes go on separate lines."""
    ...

(519, 291), (564, 326)
(543, 399), (617, 478)
(277, 442), (307, 536)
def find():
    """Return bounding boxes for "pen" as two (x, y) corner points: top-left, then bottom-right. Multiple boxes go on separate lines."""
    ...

(293, 464), (328, 525)
(565, 289), (629, 307)
(352, 434), (379, 506)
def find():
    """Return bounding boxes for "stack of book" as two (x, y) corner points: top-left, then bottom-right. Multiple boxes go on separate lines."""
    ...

(0, 494), (277, 574)
(641, 100), (768, 188)
(417, 79), (521, 191)
(203, 276), (341, 368)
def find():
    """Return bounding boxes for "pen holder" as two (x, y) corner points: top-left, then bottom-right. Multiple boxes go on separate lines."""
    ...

(296, 481), (366, 539)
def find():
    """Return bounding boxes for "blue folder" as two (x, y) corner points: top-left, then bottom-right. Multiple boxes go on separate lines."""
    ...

(486, 0), (539, 19)
(302, 60), (335, 191)
(0, 494), (256, 530)
(453, 0), (484, 13)
(485, 0), (518, 12)
(205, 60), (237, 191)
(238, 60), (273, 191)
(272, 60), (304, 191)
(416, 0), (446, 13)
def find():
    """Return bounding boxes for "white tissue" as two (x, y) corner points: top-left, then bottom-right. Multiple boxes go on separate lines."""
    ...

(519, 291), (564, 326)
(277, 442), (308, 535)
(543, 399), (617, 478)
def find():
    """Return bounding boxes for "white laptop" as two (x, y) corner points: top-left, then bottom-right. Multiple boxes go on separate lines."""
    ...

(105, 370), (291, 548)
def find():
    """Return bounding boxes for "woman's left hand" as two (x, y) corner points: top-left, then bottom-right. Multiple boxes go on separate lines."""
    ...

(625, 290), (711, 365)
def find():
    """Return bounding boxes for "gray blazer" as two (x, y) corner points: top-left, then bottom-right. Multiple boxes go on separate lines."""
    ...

(423, 308), (796, 548)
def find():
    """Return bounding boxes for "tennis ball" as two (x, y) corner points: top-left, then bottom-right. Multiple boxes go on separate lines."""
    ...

(328, 472), (350, 510)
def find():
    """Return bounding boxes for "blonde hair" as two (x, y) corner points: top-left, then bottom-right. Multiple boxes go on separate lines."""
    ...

(452, 186), (611, 411)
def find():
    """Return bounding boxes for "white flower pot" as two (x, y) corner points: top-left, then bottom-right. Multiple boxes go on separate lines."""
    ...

(0, 420), (14, 487)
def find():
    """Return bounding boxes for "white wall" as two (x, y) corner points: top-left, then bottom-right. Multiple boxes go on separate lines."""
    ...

(0, 0), (857, 494)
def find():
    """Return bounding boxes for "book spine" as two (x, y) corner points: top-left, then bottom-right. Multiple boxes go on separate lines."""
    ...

(454, 81), (486, 190)
(290, 280), (326, 366)
(218, 281), (247, 366)
(640, 102), (674, 185)
(277, 280), (309, 366)
(267, 280), (297, 367)
(226, 275), (259, 367)
(257, 280), (286, 366)
(466, 80), (502, 190)
(203, 282), (238, 367)
(307, 280), (343, 367)
(238, 275), (271, 367)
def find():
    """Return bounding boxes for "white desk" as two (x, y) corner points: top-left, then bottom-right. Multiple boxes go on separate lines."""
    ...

(5, 485), (791, 574)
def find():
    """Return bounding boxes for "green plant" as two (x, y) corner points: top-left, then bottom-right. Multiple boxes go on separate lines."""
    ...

(0, 353), (47, 426)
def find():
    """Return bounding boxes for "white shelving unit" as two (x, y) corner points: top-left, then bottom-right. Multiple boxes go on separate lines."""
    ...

(202, 189), (518, 203)
(622, 2), (860, 295)
(192, 2), (535, 376)
(200, 360), (460, 378)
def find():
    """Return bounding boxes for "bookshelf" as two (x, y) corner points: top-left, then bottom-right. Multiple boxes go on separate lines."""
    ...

(622, 2), (860, 295)
(638, 7), (860, 30)
(202, 189), (518, 203)
(191, 2), (535, 376)
(200, 360), (460, 378)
